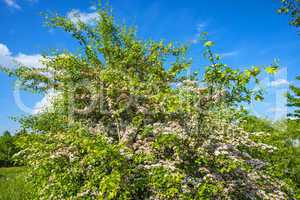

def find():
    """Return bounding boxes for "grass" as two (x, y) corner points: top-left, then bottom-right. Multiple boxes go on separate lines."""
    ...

(0, 167), (32, 200)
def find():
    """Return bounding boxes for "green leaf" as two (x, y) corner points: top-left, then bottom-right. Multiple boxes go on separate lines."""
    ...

(251, 66), (261, 76)
(203, 41), (214, 48)
(265, 66), (279, 74)
(255, 94), (264, 101)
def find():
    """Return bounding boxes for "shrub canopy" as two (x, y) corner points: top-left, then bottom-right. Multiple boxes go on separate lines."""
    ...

(4, 5), (293, 199)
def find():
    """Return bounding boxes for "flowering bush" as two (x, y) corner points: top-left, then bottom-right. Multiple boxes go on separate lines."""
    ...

(5, 5), (294, 199)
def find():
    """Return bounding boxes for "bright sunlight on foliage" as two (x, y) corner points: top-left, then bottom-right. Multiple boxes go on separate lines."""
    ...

(1, 3), (298, 200)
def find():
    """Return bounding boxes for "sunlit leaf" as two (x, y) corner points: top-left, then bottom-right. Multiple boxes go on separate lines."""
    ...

(204, 41), (214, 48)
(265, 66), (279, 74)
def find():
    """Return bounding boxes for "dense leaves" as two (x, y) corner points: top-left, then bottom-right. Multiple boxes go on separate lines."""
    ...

(278, 0), (300, 29)
(288, 76), (300, 118)
(242, 116), (300, 198)
(2, 5), (295, 199)
(0, 131), (18, 167)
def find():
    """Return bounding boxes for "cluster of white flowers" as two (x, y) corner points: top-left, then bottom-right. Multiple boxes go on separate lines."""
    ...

(21, 75), (292, 199)
(114, 80), (290, 199)
(50, 146), (78, 162)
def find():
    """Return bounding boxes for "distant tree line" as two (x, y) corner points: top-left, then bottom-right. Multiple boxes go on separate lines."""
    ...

(0, 131), (20, 167)
(241, 115), (300, 197)
(277, 0), (300, 118)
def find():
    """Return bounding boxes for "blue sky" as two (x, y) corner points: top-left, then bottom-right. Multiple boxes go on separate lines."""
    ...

(0, 0), (299, 134)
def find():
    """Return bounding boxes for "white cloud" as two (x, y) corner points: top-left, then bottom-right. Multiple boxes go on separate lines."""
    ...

(3, 0), (21, 9)
(190, 39), (199, 44)
(0, 42), (43, 69)
(27, 0), (38, 3)
(67, 9), (98, 24)
(15, 53), (44, 68)
(0, 42), (55, 115)
(3, 0), (38, 9)
(190, 22), (209, 44)
(0, 42), (17, 68)
(268, 105), (288, 120)
(268, 107), (287, 113)
(0, 43), (11, 56)
(221, 50), (240, 58)
(89, 5), (97, 11)
(269, 79), (289, 88)
(259, 68), (289, 89)
(196, 22), (207, 33)
(33, 90), (58, 114)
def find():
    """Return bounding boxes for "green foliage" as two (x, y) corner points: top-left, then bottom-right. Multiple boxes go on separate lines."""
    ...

(0, 131), (18, 167)
(277, 0), (300, 119)
(241, 115), (275, 133)
(276, 3), (300, 194)
(288, 76), (300, 118)
(1, 4), (294, 199)
(15, 126), (130, 199)
(201, 36), (264, 105)
(0, 167), (33, 200)
(203, 41), (214, 47)
(265, 65), (279, 75)
(266, 120), (300, 198)
(241, 116), (300, 198)
(277, 0), (300, 29)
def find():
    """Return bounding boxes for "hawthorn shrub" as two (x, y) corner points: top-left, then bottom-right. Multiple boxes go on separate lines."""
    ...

(5, 6), (294, 200)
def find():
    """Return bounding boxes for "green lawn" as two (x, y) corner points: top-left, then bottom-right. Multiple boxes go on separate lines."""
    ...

(0, 167), (32, 200)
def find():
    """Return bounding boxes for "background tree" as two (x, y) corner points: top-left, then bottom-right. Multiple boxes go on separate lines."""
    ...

(287, 76), (300, 118)
(0, 131), (18, 167)
(241, 116), (300, 198)
(278, 0), (300, 30)
(236, 2), (300, 197)
(277, 0), (300, 118)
